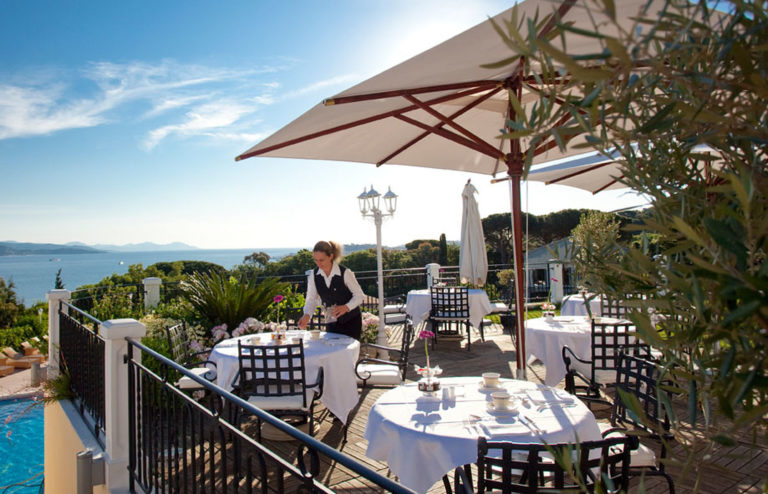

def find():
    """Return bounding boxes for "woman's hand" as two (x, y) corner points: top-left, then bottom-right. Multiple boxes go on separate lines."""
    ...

(298, 314), (311, 329)
(332, 305), (349, 318)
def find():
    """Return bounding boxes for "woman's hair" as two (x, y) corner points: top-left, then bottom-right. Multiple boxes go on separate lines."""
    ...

(313, 240), (343, 263)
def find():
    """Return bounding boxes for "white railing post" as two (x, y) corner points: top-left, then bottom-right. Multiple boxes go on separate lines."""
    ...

(142, 277), (162, 310)
(549, 262), (565, 303)
(46, 289), (71, 378)
(100, 318), (146, 493)
(426, 263), (440, 288)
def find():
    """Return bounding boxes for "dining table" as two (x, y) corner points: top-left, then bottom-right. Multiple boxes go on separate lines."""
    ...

(209, 330), (360, 424)
(364, 376), (601, 493)
(561, 294), (603, 317)
(405, 288), (492, 328)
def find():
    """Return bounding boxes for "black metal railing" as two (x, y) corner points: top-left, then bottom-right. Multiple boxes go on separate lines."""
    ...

(59, 300), (106, 447)
(126, 339), (415, 493)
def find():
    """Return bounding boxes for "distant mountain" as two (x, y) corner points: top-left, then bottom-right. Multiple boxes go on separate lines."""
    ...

(66, 241), (200, 252)
(0, 241), (104, 256)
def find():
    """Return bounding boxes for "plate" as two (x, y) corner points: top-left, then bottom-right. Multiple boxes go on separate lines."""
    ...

(486, 402), (518, 415)
(477, 381), (505, 392)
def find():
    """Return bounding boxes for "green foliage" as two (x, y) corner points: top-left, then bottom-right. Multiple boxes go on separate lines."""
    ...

(405, 239), (440, 250)
(181, 271), (289, 330)
(438, 234), (448, 265)
(243, 251), (270, 267)
(566, 211), (622, 295)
(490, 0), (768, 479)
(88, 286), (143, 322)
(0, 325), (39, 350)
(151, 260), (226, 280)
(54, 268), (65, 289)
(0, 277), (21, 328)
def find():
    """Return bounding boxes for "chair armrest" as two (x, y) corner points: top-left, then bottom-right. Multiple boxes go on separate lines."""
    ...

(452, 466), (474, 494)
(355, 357), (400, 381)
(562, 345), (593, 367)
(359, 342), (402, 356)
(307, 367), (324, 400)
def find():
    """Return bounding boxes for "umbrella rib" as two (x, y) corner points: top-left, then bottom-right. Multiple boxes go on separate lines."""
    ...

(593, 176), (622, 194)
(323, 80), (501, 106)
(394, 114), (504, 160)
(237, 84), (506, 161)
(401, 93), (502, 160)
(377, 86), (504, 166)
(545, 161), (615, 184)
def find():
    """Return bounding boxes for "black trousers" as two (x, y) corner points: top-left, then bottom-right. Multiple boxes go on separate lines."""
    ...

(326, 308), (362, 341)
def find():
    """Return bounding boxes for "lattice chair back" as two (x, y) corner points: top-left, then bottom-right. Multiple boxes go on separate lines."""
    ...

(590, 321), (652, 382)
(236, 341), (311, 409)
(166, 322), (193, 364)
(432, 275), (458, 286)
(429, 286), (470, 320)
(355, 316), (416, 387)
(600, 298), (628, 318)
(165, 322), (216, 390)
(470, 436), (636, 493)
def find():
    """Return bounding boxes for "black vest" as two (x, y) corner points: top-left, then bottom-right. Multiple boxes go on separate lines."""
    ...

(314, 266), (360, 324)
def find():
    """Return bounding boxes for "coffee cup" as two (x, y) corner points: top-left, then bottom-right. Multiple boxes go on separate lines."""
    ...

(309, 329), (321, 340)
(491, 391), (512, 411)
(482, 372), (500, 388)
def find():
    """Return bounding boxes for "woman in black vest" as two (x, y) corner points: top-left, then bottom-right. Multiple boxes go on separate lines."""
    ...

(298, 240), (364, 340)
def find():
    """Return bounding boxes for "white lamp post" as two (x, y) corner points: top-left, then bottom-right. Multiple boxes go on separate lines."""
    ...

(358, 185), (397, 351)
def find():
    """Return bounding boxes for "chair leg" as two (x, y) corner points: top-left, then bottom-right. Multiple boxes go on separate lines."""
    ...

(465, 321), (471, 351)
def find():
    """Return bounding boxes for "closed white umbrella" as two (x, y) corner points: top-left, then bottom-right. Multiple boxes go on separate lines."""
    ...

(459, 181), (488, 286)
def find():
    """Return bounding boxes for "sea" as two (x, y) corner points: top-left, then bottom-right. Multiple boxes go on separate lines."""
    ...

(0, 248), (300, 306)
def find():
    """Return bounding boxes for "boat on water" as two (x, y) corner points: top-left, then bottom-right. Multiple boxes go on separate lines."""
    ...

(49, 257), (61, 262)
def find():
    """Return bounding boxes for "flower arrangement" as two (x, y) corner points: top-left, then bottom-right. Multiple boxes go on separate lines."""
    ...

(273, 294), (285, 322)
(415, 329), (441, 391)
(360, 312), (386, 344)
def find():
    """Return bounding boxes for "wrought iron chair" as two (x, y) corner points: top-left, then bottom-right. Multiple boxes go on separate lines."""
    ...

(428, 285), (473, 350)
(284, 307), (323, 330)
(600, 352), (676, 493)
(382, 295), (407, 324)
(355, 316), (415, 387)
(561, 320), (652, 406)
(165, 322), (216, 390)
(231, 341), (323, 440)
(453, 435), (637, 493)
(432, 275), (459, 286)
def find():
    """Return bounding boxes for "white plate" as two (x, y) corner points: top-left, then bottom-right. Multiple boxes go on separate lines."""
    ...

(486, 402), (518, 415)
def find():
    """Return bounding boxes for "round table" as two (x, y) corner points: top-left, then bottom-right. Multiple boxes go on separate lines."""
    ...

(405, 288), (492, 328)
(210, 331), (360, 423)
(364, 376), (600, 493)
(561, 294), (603, 317)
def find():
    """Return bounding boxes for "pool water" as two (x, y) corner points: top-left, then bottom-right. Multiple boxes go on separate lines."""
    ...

(0, 398), (44, 493)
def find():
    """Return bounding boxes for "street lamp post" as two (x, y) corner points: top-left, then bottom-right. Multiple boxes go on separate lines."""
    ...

(358, 185), (397, 352)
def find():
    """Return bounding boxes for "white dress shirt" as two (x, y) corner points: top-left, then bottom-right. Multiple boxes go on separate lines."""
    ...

(303, 264), (365, 316)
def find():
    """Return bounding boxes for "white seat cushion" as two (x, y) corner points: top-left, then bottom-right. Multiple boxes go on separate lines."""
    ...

(247, 393), (309, 411)
(356, 363), (402, 386)
(598, 422), (658, 467)
(176, 366), (216, 390)
(490, 302), (510, 313)
(383, 304), (405, 314)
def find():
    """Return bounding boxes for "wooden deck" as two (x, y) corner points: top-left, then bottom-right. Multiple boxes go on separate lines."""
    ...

(252, 323), (767, 493)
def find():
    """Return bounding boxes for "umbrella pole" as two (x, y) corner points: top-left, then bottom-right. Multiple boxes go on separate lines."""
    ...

(508, 172), (527, 379)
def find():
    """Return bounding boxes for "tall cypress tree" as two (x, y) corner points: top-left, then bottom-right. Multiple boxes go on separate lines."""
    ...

(438, 233), (448, 265)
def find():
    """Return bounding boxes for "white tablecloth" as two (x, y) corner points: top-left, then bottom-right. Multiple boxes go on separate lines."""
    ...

(525, 316), (594, 386)
(365, 376), (600, 494)
(561, 294), (603, 316)
(210, 331), (360, 423)
(405, 288), (492, 328)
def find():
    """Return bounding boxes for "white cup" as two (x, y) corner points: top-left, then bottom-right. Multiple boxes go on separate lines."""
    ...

(482, 372), (500, 388)
(442, 386), (456, 400)
(491, 391), (512, 410)
(309, 329), (321, 340)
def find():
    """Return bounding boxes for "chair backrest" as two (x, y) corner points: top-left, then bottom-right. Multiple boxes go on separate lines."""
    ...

(600, 298), (628, 318)
(432, 275), (458, 286)
(590, 320), (651, 382)
(430, 286), (469, 318)
(236, 341), (309, 407)
(476, 436), (635, 493)
(397, 317), (416, 379)
(166, 322), (191, 364)
(613, 352), (670, 433)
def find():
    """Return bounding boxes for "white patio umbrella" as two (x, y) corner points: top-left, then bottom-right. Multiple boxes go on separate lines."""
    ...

(459, 181), (488, 286)
(236, 0), (665, 377)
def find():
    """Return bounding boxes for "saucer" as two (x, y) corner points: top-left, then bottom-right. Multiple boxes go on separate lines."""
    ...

(478, 380), (505, 391)
(486, 402), (518, 415)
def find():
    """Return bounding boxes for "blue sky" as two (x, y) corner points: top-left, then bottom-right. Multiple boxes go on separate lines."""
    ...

(0, 0), (646, 250)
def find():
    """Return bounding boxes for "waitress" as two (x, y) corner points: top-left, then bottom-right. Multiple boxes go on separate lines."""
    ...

(298, 240), (364, 340)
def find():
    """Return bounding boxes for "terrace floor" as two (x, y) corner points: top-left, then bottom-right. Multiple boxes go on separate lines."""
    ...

(256, 323), (767, 494)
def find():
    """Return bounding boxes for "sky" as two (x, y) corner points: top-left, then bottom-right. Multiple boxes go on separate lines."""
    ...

(0, 0), (648, 250)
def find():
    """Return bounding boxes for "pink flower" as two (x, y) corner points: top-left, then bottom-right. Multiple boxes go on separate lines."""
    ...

(551, 277), (559, 283)
(419, 329), (435, 340)
(189, 341), (204, 353)
(273, 294), (285, 303)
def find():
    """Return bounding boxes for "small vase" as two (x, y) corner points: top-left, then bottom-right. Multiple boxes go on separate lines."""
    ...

(418, 375), (441, 394)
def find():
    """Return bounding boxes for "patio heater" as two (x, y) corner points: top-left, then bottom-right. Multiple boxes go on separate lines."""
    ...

(358, 185), (397, 353)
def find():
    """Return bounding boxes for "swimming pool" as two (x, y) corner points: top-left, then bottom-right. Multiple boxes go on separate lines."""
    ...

(0, 397), (44, 493)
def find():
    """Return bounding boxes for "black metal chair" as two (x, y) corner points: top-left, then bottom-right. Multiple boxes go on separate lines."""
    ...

(432, 275), (458, 286)
(428, 286), (472, 350)
(165, 322), (216, 390)
(600, 297), (629, 318)
(231, 341), (323, 440)
(355, 316), (415, 387)
(382, 295), (407, 324)
(562, 320), (652, 405)
(453, 435), (637, 493)
(600, 352), (676, 493)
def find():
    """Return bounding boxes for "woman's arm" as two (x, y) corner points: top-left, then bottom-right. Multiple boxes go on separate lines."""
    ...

(303, 271), (320, 316)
